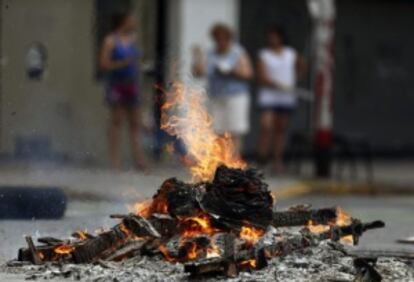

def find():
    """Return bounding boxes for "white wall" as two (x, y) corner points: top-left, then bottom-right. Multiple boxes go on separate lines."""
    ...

(167, 0), (239, 82)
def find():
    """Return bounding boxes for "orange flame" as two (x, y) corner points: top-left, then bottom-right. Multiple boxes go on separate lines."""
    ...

(132, 199), (152, 218)
(206, 244), (221, 258)
(239, 226), (264, 246)
(74, 230), (88, 241)
(158, 244), (176, 262)
(160, 82), (245, 181)
(306, 220), (330, 234)
(335, 207), (353, 245)
(240, 259), (257, 268)
(181, 214), (217, 238)
(306, 207), (354, 245)
(186, 242), (198, 260)
(54, 245), (74, 255)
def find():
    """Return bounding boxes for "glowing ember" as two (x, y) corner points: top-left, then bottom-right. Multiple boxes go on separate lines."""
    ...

(240, 259), (257, 268)
(206, 244), (221, 258)
(306, 207), (355, 245)
(335, 207), (353, 245)
(158, 244), (175, 262)
(181, 214), (217, 238)
(119, 223), (131, 236)
(336, 207), (352, 226)
(54, 245), (74, 255)
(306, 220), (330, 234)
(160, 82), (245, 181)
(239, 226), (264, 246)
(186, 242), (198, 260)
(74, 230), (88, 241)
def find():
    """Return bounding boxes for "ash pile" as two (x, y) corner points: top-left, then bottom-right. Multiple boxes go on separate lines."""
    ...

(4, 166), (413, 281)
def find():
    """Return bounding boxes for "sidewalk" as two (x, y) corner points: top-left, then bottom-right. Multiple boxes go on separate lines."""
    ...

(0, 160), (414, 202)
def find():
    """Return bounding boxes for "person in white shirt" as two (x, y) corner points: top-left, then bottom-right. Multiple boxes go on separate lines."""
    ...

(257, 25), (305, 174)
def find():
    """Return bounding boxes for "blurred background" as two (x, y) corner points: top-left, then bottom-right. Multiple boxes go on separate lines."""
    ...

(0, 0), (413, 270)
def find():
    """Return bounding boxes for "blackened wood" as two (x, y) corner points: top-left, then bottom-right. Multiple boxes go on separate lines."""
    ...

(272, 208), (337, 227)
(354, 258), (382, 282)
(37, 237), (64, 246)
(72, 223), (128, 263)
(150, 178), (203, 217)
(184, 258), (238, 277)
(104, 240), (145, 261)
(122, 214), (161, 238)
(140, 238), (163, 256)
(201, 166), (273, 228)
(25, 236), (43, 265)
(18, 244), (57, 262)
(317, 220), (385, 245)
(149, 213), (178, 237)
(184, 233), (237, 277)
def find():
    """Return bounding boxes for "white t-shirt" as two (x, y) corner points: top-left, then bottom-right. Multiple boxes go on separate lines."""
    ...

(258, 47), (297, 107)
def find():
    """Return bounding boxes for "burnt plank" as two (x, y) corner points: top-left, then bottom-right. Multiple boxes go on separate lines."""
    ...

(122, 214), (161, 238)
(272, 207), (337, 227)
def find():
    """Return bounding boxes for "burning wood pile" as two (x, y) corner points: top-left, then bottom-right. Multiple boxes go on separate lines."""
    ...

(17, 165), (385, 278)
(12, 83), (389, 279)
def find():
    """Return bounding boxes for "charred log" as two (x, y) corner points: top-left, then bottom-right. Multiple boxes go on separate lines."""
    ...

(201, 166), (273, 228)
(122, 214), (161, 238)
(317, 220), (385, 245)
(272, 207), (337, 227)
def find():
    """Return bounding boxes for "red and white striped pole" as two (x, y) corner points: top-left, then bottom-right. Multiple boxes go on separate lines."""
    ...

(307, 0), (336, 177)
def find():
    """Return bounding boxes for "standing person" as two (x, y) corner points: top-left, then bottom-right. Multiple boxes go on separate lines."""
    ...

(257, 25), (305, 174)
(100, 11), (146, 170)
(192, 23), (253, 154)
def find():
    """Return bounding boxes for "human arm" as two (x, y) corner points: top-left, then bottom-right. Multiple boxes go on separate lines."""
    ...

(231, 51), (253, 80)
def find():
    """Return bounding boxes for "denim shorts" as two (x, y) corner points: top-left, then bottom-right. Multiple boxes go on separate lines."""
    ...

(259, 105), (295, 115)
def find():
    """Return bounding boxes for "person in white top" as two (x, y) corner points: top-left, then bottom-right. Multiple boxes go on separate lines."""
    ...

(257, 25), (305, 174)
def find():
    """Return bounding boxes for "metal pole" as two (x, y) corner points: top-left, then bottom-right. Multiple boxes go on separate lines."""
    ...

(307, 0), (336, 178)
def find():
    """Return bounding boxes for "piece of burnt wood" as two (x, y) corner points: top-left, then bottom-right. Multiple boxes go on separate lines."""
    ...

(104, 240), (145, 261)
(354, 258), (382, 282)
(72, 231), (95, 240)
(19, 244), (58, 262)
(150, 178), (203, 217)
(37, 237), (64, 246)
(140, 238), (163, 256)
(212, 233), (236, 258)
(317, 220), (385, 245)
(122, 214), (161, 238)
(272, 207), (337, 227)
(184, 233), (237, 277)
(25, 236), (43, 265)
(72, 223), (129, 263)
(149, 213), (178, 237)
(184, 258), (238, 277)
(201, 166), (273, 228)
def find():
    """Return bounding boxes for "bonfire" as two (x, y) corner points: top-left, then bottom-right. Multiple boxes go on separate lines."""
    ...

(12, 82), (387, 279)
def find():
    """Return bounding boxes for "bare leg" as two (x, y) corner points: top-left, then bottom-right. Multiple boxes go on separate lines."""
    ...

(127, 107), (147, 170)
(273, 113), (290, 174)
(257, 111), (275, 164)
(109, 106), (126, 170)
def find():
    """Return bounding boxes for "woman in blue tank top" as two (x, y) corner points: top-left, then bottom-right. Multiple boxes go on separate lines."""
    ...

(100, 11), (146, 170)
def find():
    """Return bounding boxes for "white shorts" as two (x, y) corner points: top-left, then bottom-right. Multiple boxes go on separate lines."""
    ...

(209, 93), (250, 135)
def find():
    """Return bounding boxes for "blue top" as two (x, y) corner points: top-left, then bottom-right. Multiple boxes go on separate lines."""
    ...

(207, 44), (249, 97)
(109, 36), (140, 84)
